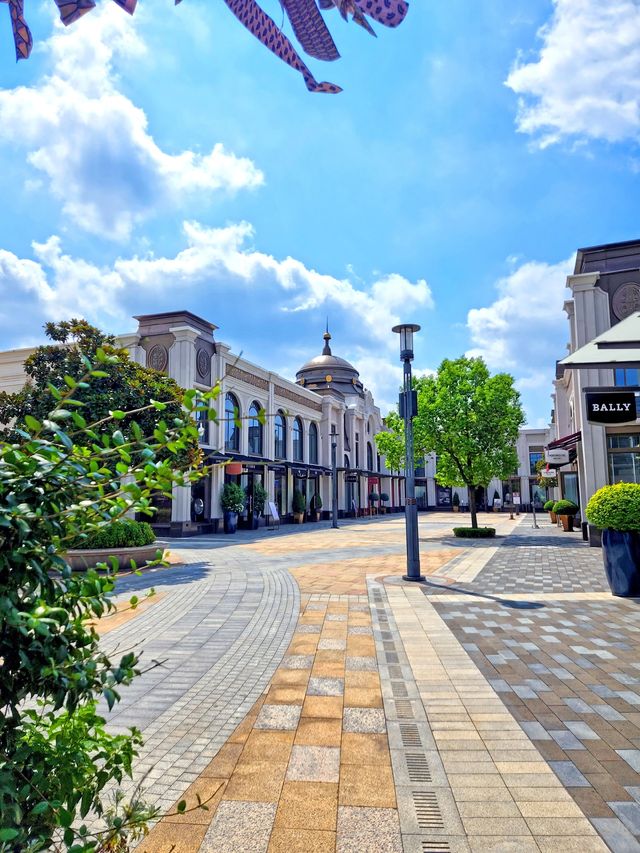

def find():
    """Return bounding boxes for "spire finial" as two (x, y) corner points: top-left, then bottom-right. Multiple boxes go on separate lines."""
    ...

(322, 321), (332, 356)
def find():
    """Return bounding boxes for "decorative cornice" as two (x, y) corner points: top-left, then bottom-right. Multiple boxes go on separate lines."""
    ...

(226, 364), (269, 391)
(275, 384), (322, 413)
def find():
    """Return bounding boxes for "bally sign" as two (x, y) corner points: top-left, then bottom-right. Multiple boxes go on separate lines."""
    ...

(586, 392), (637, 424)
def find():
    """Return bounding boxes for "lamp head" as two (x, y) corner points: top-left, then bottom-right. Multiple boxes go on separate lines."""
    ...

(392, 323), (421, 361)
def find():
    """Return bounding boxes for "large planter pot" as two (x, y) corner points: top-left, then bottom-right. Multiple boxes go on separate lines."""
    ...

(559, 515), (574, 532)
(294, 512), (304, 524)
(602, 529), (640, 597)
(549, 511), (557, 523)
(453, 506), (459, 513)
(223, 510), (239, 534)
(65, 544), (163, 572)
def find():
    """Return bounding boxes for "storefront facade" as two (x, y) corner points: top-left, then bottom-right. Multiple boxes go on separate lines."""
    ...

(552, 240), (640, 540)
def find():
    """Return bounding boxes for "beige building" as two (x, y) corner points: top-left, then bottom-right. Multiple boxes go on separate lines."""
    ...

(0, 310), (405, 535)
(551, 239), (640, 541)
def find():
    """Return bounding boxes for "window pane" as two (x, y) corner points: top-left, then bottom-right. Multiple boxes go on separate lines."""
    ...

(609, 451), (640, 484)
(225, 394), (239, 451)
(608, 433), (640, 449)
(529, 451), (544, 475)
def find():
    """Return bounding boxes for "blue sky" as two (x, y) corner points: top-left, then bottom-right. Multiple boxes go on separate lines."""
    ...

(0, 0), (638, 423)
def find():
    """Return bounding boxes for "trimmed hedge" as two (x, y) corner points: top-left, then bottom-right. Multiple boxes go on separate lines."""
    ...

(69, 519), (156, 550)
(553, 499), (579, 516)
(453, 527), (496, 539)
(543, 500), (556, 511)
(586, 483), (640, 532)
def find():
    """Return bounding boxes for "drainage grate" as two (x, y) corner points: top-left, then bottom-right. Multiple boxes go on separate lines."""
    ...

(413, 791), (444, 831)
(383, 641), (397, 651)
(388, 665), (403, 679)
(399, 722), (422, 747)
(385, 651), (400, 663)
(391, 680), (409, 698)
(406, 752), (432, 783)
(394, 699), (414, 719)
(421, 842), (451, 853)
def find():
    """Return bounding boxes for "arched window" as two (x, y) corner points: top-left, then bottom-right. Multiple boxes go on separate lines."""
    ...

(309, 422), (319, 465)
(292, 417), (304, 462)
(367, 442), (374, 472)
(225, 392), (240, 452)
(248, 401), (263, 456)
(275, 411), (286, 459)
(377, 452), (381, 472)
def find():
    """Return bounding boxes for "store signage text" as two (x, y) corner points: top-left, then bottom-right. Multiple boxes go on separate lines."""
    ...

(545, 448), (569, 465)
(586, 392), (637, 424)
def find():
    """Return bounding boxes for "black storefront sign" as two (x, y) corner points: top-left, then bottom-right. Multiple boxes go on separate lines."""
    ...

(436, 485), (452, 507)
(586, 392), (637, 424)
(345, 472), (359, 483)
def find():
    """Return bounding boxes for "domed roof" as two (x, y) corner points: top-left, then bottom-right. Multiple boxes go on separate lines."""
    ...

(296, 328), (363, 397)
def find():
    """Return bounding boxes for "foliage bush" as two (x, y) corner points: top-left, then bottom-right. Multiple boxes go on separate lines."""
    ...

(543, 500), (556, 512)
(250, 482), (268, 516)
(0, 346), (212, 851)
(453, 527), (496, 538)
(368, 492), (379, 502)
(452, 492), (460, 506)
(553, 499), (579, 516)
(380, 492), (389, 503)
(221, 482), (246, 513)
(311, 492), (322, 511)
(586, 483), (640, 532)
(69, 519), (156, 550)
(292, 489), (307, 514)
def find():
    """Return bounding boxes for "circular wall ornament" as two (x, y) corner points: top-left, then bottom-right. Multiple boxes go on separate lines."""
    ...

(612, 282), (640, 320)
(197, 348), (209, 378)
(325, 374), (333, 383)
(148, 344), (168, 372)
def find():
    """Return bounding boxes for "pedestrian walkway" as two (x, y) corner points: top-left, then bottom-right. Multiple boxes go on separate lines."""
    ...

(91, 513), (640, 850)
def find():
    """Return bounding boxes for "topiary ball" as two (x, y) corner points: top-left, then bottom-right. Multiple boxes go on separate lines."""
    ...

(586, 483), (640, 532)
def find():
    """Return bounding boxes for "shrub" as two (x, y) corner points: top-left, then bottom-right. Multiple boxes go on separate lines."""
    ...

(70, 519), (156, 550)
(553, 499), (579, 516)
(369, 492), (379, 502)
(452, 492), (460, 506)
(292, 489), (307, 514)
(0, 349), (212, 850)
(250, 482), (268, 516)
(221, 482), (246, 513)
(543, 499), (556, 512)
(453, 527), (496, 538)
(586, 483), (640, 532)
(311, 492), (323, 511)
(380, 492), (389, 503)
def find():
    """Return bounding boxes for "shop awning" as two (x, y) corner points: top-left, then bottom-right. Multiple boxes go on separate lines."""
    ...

(547, 431), (581, 450)
(560, 311), (640, 369)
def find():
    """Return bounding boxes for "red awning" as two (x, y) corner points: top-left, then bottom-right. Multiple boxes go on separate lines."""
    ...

(547, 431), (581, 450)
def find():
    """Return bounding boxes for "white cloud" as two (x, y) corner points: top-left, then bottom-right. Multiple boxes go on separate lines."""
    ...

(0, 222), (433, 364)
(506, 0), (640, 146)
(466, 256), (574, 421)
(0, 7), (263, 239)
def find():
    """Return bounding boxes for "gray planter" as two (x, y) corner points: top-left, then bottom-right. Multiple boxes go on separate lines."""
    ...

(65, 544), (164, 571)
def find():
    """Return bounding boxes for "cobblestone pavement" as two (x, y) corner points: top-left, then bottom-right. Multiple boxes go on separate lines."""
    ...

(96, 513), (640, 851)
(102, 547), (299, 811)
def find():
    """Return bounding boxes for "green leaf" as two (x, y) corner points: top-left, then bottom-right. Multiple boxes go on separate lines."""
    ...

(177, 800), (186, 813)
(24, 414), (41, 432)
(0, 829), (19, 841)
(110, 410), (126, 420)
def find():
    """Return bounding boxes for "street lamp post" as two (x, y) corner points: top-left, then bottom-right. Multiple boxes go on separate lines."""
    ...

(331, 427), (339, 529)
(392, 323), (424, 582)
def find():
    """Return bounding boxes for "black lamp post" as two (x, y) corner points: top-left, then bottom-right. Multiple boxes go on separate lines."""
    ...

(392, 323), (424, 582)
(331, 426), (339, 529)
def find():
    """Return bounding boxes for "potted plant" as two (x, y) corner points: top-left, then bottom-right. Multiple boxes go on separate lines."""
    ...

(544, 499), (557, 523)
(553, 499), (579, 532)
(492, 490), (501, 512)
(586, 483), (640, 597)
(379, 492), (389, 514)
(452, 492), (460, 513)
(369, 491), (379, 515)
(310, 492), (322, 521)
(247, 481), (268, 530)
(292, 489), (306, 524)
(221, 482), (246, 534)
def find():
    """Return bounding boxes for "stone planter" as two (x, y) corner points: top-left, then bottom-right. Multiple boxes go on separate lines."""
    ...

(602, 529), (640, 597)
(559, 515), (574, 532)
(549, 511), (557, 523)
(293, 512), (304, 524)
(65, 544), (163, 572)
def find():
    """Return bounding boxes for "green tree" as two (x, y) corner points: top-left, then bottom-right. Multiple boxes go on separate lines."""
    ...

(0, 346), (215, 851)
(376, 357), (524, 529)
(0, 319), (201, 466)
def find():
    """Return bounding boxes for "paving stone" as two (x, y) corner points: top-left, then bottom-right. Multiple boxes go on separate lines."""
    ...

(336, 806), (402, 853)
(255, 704), (302, 731)
(345, 656), (378, 671)
(308, 677), (345, 697)
(286, 745), (341, 782)
(200, 800), (277, 852)
(591, 817), (640, 851)
(282, 655), (315, 669)
(343, 707), (386, 734)
(318, 639), (347, 651)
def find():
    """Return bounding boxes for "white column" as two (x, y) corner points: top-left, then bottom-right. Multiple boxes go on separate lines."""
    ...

(118, 333), (145, 366)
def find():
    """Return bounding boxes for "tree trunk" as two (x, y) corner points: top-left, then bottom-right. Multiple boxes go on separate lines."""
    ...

(468, 486), (478, 529)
